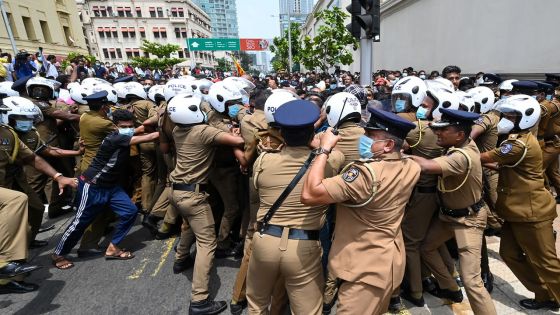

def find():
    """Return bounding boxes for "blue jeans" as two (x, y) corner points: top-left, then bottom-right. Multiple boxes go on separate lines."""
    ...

(320, 205), (336, 273)
(54, 180), (138, 256)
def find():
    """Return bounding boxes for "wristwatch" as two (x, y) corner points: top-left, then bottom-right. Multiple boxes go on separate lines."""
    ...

(314, 147), (332, 156)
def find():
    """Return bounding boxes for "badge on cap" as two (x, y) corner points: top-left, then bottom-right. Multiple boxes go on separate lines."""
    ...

(475, 117), (483, 125)
(342, 167), (360, 182)
(500, 143), (513, 154)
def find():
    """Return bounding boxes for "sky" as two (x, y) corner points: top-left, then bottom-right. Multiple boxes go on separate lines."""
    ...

(237, 0), (281, 39)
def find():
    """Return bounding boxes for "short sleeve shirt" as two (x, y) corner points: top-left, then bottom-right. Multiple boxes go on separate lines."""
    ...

(79, 111), (116, 172)
(473, 111), (500, 153)
(0, 126), (35, 187)
(405, 119), (443, 187)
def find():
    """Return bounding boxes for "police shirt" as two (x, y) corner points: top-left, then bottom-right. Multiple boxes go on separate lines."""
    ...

(405, 120), (443, 187)
(473, 110), (500, 153)
(333, 121), (363, 167)
(239, 109), (267, 165)
(0, 125), (35, 187)
(79, 111), (116, 172)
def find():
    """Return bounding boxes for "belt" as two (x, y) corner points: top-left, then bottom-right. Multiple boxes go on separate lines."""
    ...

(172, 183), (207, 193)
(416, 186), (437, 193)
(256, 222), (320, 240)
(441, 199), (485, 218)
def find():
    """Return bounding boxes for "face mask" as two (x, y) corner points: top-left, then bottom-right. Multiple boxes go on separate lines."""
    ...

(14, 120), (33, 132)
(241, 94), (250, 105)
(476, 77), (484, 85)
(416, 106), (429, 120)
(359, 135), (374, 159)
(497, 118), (515, 134)
(106, 107), (113, 120)
(531, 95), (537, 99)
(395, 99), (407, 113)
(402, 73), (408, 77)
(419, 74), (426, 80)
(228, 104), (242, 119)
(500, 95), (508, 100)
(546, 95), (553, 101)
(330, 83), (337, 90)
(118, 127), (135, 137)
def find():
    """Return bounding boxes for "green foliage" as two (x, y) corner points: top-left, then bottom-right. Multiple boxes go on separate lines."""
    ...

(270, 23), (302, 72)
(215, 57), (231, 72)
(140, 40), (180, 58)
(300, 7), (359, 72)
(60, 52), (97, 70)
(130, 57), (184, 69)
(239, 51), (253, 72)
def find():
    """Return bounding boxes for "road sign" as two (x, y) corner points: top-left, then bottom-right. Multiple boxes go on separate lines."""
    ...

(187, 38), (240, 51)
(240, 38), (270, 51)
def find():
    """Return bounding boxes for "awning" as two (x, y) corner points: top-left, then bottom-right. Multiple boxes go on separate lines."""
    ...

(181, 28), (186, 32)
(133, 48), (140, 53)
(117, 7), (124, 11)
(152, 27), (159, 32)
(109, 48), (116, 52)
(121, 27), (128, 31)
(125, 7), (131, 11)
(178, 8), (184, 12)
(93, 6), (98, 10)
(135, 7), (141, 11)
(125, 48), (132, 52)
(104, 27), (110, 32)
(110, 27), (117, 31)
(149, 7), (155, 11)
(97, 27), (103, 31)
(171, 8), (177, 12)
(139, 27), (145, 32)
(159, 27), (166, 32)
(128, 27), (135, 32)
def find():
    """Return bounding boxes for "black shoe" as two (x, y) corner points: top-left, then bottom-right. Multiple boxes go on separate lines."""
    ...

(520, 299), (560, 310)
(422, 276), (438, 294)
(48, 206), (73, 219)
(173, 257), (194, 274)
(322, 303), (333, 315)
(29, 239), (49, 249)
(215, 248), (234, 259)
(433, 288), (463, 303)
(0, 262), (41, 279)
(388, 296), (404, 313)
(0, 281), (39, 294)
(230, 241), (245, 260)
(230, 300), (247, 315)
(555, 195), (560, 204)
(482, 272), (494, 294)
(77, 248), (104, 258)
(142, 215), (159, 233)
(484, 227), (502, 237)
(455, 276), (463, 287)
(155, 230), (173, 240)
(401, 290), (425, 307)
(189, 299), (227, 315)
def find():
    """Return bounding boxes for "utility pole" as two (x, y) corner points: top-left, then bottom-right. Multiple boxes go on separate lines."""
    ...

(0, 0), (18, 54)
(287, 3), (293, 74)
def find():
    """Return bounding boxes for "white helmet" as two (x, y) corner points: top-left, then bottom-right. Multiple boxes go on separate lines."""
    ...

(0, 96), (43, 125)
(148, 85), (165, 103)
(69, 84), (91, 105)
(432, 88), (460, 122)
(432, 77), (455, 91)
(164, 78), (194, 102)
(264, 90), (297, 123)
(391, 76), (427, 112)
(495, 94), (540, 131)
(81, 77), (110, 88)
(112, 82), (128, 100)
(192, 79), (213, 98)
(468, 86), (495, 114)
(90, 84), (118, 104)
(0, 81), (19, 97)
(180, 75), (196, 82)
(26, 77), (61, 100)
(123, 82), (147, 100)
(499, 79), (518, 92)
(324, 92), (361, 127)
(66, 82), (80, 92)
(167, 94), (205, 125)
(457, 93), (475, 112)
(223, 76), (256, 94)
(208, 81), (243, 113)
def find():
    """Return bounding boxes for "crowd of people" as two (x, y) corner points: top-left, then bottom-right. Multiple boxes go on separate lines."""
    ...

(0, 50), (559, 315)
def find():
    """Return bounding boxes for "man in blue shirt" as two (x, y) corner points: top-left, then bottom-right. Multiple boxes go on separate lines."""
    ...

(51, 109), (159, 270)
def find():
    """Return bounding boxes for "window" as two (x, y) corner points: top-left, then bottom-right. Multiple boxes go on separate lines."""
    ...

(40, 20), (52, 43)
(109, 49), (116, 59)
(136, 7), (142, 17)
(62, 26), (72, 45)
(117, 7), (125, 17)
(103, 48), (109, 59)
(112, 27), (118, 38)
(153, 27), (166, 39)
(157, 7), (163, 17)
(177, 50), (184, 58)
(125, 7), (132, 17)
(22, 16), (36, 40)
(126, 48), (133, 58)
(149, 7), (156, 18)
(174, 28), (187, 38)
(116, 48), (122, 59)
(139, 27), (146, 38)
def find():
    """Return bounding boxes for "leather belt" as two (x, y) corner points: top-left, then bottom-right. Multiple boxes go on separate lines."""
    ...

(441, 199), (485, 218)
(416, 186), (437, 193)
(256, 222), (320, 240)
(172, 183), (207, 193)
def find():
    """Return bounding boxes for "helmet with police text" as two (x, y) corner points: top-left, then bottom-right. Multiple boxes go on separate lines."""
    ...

(180, 75), (197, 82)
(495, 94), (540, 131)
(0, 96), (43, 125)
(431, 88), (460, 122)
(0, 81), (20, 98)
(164, 78), (194, 102)
(167, 94), (206, 125)
(208, 81), (243, 113)
(468, 86), (495, 114)
(90, 84), (118, 104)
(264, 90), (298, 123)
(148, 85), (165, 103)
(324, 92), (361, 127)
(123, 82), (147, 100)
(81, 77), (111, 89)
(26, 77), (61, 100)
(391, 76), (427, 112)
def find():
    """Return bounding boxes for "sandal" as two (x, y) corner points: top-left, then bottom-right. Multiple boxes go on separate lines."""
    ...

(105, 249), (135, 260)
(52, 255), (74, 270)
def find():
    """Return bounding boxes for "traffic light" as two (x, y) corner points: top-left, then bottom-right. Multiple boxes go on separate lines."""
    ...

(346, 0), (380, 40)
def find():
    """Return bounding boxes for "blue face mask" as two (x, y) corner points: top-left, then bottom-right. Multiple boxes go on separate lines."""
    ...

(118, 127), (135, 137)
(241, 94), (250, 105)
(228, 104), (242, 119)
(416, 106), (429, 120)
(395, 99), (407, 113)
(14, 120), (33, 132)
(106, 107), (113, 120)
(531, 95), (537, 100)
(500, 95), (508, 100)
(359, 135), (374, 159)
(330, 83), (337, 90)
(546, 95), (553, 101)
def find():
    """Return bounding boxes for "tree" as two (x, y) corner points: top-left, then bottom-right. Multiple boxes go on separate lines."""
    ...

(300, 7), (359, 73)
(215, 57), (231, 72)
(270, 23), (302, 72)
(61, 52), (97, 69)
(129, 40), (184, 69)
(140, 40), (180, 58)
(239, 51), (253, 72)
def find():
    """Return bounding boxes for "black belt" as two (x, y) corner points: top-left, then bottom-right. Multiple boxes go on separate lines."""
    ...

(416, 186), (437, 193)
(256, 222), (320, 240)
(441, 199), (485, 218)
(172, 183), (207, 193)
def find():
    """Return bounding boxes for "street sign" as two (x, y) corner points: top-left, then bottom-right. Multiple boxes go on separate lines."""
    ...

(187, 38), (271, 51)
(187, 38), (240, 51)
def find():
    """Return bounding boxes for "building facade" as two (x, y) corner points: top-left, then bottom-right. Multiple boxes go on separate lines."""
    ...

(77, 0), (214, 67)
(192, 0), (238, 38)
(0, 0), (88, 58)
(279, 0), (314, 34)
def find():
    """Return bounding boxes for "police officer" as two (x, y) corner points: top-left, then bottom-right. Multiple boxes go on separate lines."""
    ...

(246, 100), (344, 315)
(480, 95), (560, 311)
(410, 109), (497, 315)
(391, 76), (428, 122)
(302, 107), (420, 314)
(510, 81), (540, 136)
(167, 94), (244, 315)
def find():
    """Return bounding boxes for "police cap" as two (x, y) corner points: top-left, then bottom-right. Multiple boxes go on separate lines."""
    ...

(113, 75), (134, 83)
(11, 74), (34, 93)
(511, 80), (538, 93)
(480, 73), (502, 86)
(430, 108), (480, 129)
(273, 100), (320, 128)
(83, 90), (109, 104)
(364, 107), (416, 139)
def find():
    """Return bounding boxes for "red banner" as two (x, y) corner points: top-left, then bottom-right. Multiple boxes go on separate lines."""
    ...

(239, 38), (270, 51)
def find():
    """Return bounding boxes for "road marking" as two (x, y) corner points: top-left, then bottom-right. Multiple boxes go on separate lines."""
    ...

(151, 237), (176, 277)
(128, 258), (149, 280)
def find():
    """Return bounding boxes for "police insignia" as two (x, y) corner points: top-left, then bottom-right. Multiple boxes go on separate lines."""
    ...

(342, 167), (360, 182)
(500, 143), (513, 154)
(475, 117), (483, 125)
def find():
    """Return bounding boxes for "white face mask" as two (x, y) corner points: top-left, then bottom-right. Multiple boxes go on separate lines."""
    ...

(497, 118), (515, 134)
(476, 77), (485, 85)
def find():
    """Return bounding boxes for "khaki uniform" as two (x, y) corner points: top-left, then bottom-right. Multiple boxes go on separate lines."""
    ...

(0, 187), (29, 264)
(170, 124), (225, 302)
(246, 147), (344, 315)
(322, 152), (420, 315)
(397, 111), (418, 123)
(422, 140), (497, 315)
(538, 99), (560, 193)
(331, 121), (363, 167)
(488, 131), (560, 303)
(402, 119), (446, 295)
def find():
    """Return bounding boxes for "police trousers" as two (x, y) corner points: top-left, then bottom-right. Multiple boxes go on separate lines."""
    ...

(337, 281), (392, 315)
(247, 232), (323, 315)
(0, 188), (28, 263)
(209, 166), (240, 247)
(500, 219), (560, 303)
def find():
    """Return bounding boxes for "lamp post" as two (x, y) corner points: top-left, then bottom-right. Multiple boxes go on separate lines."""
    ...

(0, 0), (18, 54)
(287, 6), (292, 74)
